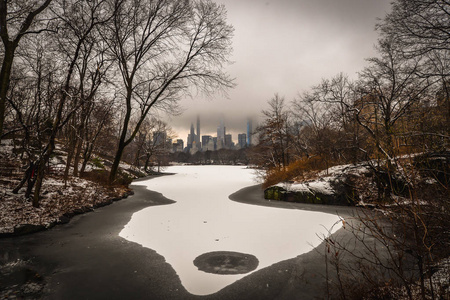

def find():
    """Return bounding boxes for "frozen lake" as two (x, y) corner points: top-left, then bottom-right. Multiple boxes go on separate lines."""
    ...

(119, 165), (341, 295)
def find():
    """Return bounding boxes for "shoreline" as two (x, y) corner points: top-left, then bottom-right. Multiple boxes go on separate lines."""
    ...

(227, 183), (361, 299)
(0, 173), (175, 238)
(1, 174), (362, 299)
(229, 183), (355, 218)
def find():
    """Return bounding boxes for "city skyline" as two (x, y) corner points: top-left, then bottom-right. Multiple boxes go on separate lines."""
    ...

(171, 113), (254, 146)
(180, 115), (253, 151)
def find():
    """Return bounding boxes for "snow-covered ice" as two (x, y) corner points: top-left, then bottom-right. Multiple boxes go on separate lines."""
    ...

(119, 165), (342, 295)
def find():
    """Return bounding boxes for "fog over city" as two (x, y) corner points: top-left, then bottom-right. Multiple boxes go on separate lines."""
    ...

(163, 0), (392, 143)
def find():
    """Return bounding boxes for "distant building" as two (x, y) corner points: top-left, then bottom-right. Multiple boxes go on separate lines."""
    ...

(225, 134), (233, 149)
(172, 139), (184, 152)
(202, 135), (211, 146)
(202, 135), (213, 151)
(187, 117), (203, 151)
(238, 133), (247, 148)
(247, 119), (253, 146)
(196, 115), (201, 149)
(217, 117), (226, 149)
(203, 140), (215, 151)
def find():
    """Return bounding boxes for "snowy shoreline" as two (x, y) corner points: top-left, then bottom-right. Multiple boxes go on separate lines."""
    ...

(0, 177), (134, 237)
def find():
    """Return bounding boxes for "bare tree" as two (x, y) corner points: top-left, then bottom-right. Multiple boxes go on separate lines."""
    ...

(292, 74), (370, 164)
(355, 38), (437, 160)
(62, 29), (112, 181)
(0, 0), (53, 139)
(104, 0), (234, 184)
(377, 0), (450, 137)
(125, 117), (172, 173)
(8, 34), (60, 197)
(378, 0), (450, 57)
(292, 86), (348, 169)
(30, 0), (112, 207)
(79, 97), (117, 176)
(256, 94), (292, 170)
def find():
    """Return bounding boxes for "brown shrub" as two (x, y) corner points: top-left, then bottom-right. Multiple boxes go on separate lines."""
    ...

(263, 155), (336, 188)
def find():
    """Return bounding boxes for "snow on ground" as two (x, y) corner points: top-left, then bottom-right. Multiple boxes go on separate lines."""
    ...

(275, 177), (336, 195)
(317, 162), (370, 177)
(0, 176), (127, 234)
(119, 165), (342, 295)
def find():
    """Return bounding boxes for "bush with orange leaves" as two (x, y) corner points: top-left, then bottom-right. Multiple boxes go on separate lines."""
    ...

(263, 155), (335, 188)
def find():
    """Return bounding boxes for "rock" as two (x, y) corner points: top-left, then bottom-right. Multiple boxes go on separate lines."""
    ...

(264, 176), (357, 206)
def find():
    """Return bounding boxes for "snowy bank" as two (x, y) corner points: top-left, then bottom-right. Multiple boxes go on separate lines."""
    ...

(264, 163), (371, 206)
(0, 176), (132, 236)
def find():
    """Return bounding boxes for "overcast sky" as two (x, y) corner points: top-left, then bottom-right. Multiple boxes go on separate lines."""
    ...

(163, 0), (392, 143)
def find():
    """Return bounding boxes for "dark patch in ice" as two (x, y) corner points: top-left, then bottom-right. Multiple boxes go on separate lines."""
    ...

(193, 251), (258, 275)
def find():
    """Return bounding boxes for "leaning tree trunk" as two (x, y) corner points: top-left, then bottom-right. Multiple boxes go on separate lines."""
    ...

(33, 142), (54, 207)
(109, 140), (126, 184)
(0, 44), (16, 139)
(109, 89), (133, 184)
(80, 142), (96, 176)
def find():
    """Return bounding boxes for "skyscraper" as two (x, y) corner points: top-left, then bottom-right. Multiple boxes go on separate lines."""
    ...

(196, 115), (201, 148)
(187, 123), (195, 150)
(225, 134), (232, 149)
(247, 119), (253, 146)
(217, 117), (226, 149)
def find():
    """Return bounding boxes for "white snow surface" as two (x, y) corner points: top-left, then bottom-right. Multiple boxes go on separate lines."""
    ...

(317, 163), (370, 177)
(119, 165), (342, 295)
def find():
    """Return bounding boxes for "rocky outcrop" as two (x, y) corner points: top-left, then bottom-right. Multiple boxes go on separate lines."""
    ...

(264, 164), (369, 206)
(264, 180), (356, 206)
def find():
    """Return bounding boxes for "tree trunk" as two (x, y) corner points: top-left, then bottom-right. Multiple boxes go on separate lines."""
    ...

(80, 147), (89, 175)
(63, 126), (76, 182)
(33, 141), (54, 207)
(0, 44), (16, 139)
(73, 137), (83, 176)
(12, 162), (34, 194)
(109, 89), (132, 184)
(109, 139), (126, 184)
(32, 165), (45, 207)
(144, 153), (151, 172)
(133, 144), (142, 169)
(80, 143), (92, 175)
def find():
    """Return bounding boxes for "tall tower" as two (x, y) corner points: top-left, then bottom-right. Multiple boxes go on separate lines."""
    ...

(217, 117), (225, 149)
(187, 122), (195, 150)
(196, 115), (201, 148)
(247, 119), (253, 146)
